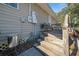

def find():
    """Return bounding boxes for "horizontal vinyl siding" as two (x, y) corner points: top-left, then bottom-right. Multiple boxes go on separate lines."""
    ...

(0, 11), (21, 34)
(0, 3), (55, 43)
(32, 4), (48, 24)
(31, 4), (49, 34)
(0, 3), (33, 41)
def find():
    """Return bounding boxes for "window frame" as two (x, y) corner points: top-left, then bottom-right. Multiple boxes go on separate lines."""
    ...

(2, 3), (19, 10)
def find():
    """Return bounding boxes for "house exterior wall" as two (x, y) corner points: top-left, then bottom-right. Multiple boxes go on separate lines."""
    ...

(0, 3), (56, 43)
(0, 3), (33, 41)
(31, 4), (57, 34)
(31, 4), (49, 35)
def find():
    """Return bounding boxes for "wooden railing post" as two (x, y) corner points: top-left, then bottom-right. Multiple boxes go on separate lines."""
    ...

(63, 28), (69, 56)
(62, 14), (69, 56)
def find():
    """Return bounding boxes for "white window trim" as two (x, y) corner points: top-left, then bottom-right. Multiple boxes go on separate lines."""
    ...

(2, 3), (19, 10)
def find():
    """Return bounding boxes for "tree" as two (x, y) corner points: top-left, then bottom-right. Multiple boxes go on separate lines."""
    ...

(67, 4), (79, 28)
(56, 3), (79, 28)
(56, 7), (68, 26)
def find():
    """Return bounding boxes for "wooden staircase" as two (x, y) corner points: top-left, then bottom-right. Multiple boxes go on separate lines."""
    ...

(36, 33), (65, 56)
(36, 14), (78, 56)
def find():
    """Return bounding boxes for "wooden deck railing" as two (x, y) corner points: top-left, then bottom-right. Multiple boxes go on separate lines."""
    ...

(62, 14), (78, 56)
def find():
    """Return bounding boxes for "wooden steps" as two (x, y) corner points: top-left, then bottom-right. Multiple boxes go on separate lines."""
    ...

(40, 41), (65, 56)
(47, 33), (61, 40)
(37, 46), (56, 56)
(44, 36), (62, 42)
(45, 36), (63, 43)
(45, 40), (64, 48)
(44, 33), (62, 42)
(36, 33), (65, 56)
(44, 36), (64, 48)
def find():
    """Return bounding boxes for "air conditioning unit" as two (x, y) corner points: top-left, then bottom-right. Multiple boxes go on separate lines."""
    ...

(32, 11), (37, 24)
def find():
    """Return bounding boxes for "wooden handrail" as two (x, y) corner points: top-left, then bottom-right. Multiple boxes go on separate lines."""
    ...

(62, 14), (70, 56)
(62, 28), (69, 56)
(63, 14), (78, 56)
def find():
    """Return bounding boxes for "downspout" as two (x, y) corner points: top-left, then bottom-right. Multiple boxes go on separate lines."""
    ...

(29, 3), (32, 16)
(28, 3), (35, 35)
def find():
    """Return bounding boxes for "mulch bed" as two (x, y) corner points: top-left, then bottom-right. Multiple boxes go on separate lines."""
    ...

(0, 43), (32, 56)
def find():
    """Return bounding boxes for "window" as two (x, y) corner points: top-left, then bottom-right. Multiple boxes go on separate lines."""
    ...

(5, 3), (18, 9)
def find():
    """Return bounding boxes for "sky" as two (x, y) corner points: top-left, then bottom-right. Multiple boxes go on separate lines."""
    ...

(49, 3), (67, 13)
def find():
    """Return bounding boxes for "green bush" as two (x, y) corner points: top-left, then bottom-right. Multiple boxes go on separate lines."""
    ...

(27, 35), (36, 45)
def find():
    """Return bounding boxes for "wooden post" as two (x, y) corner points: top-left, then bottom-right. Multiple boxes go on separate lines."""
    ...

(63, 28), (69, 56)
(62, 14), (69, 56)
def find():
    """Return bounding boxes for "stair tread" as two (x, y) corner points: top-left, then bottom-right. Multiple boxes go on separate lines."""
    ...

(40, 41), (65, 55)
(37, 46), (56, 56)
(45, 36), (62, 45)
(41, 41), (64, 52)
(47, 33), (61, 40)
(45, 40), (64, 48)
(45, 36), (61, 41)
(45, 37), (63, 42)
(45, 38), (64, 47)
